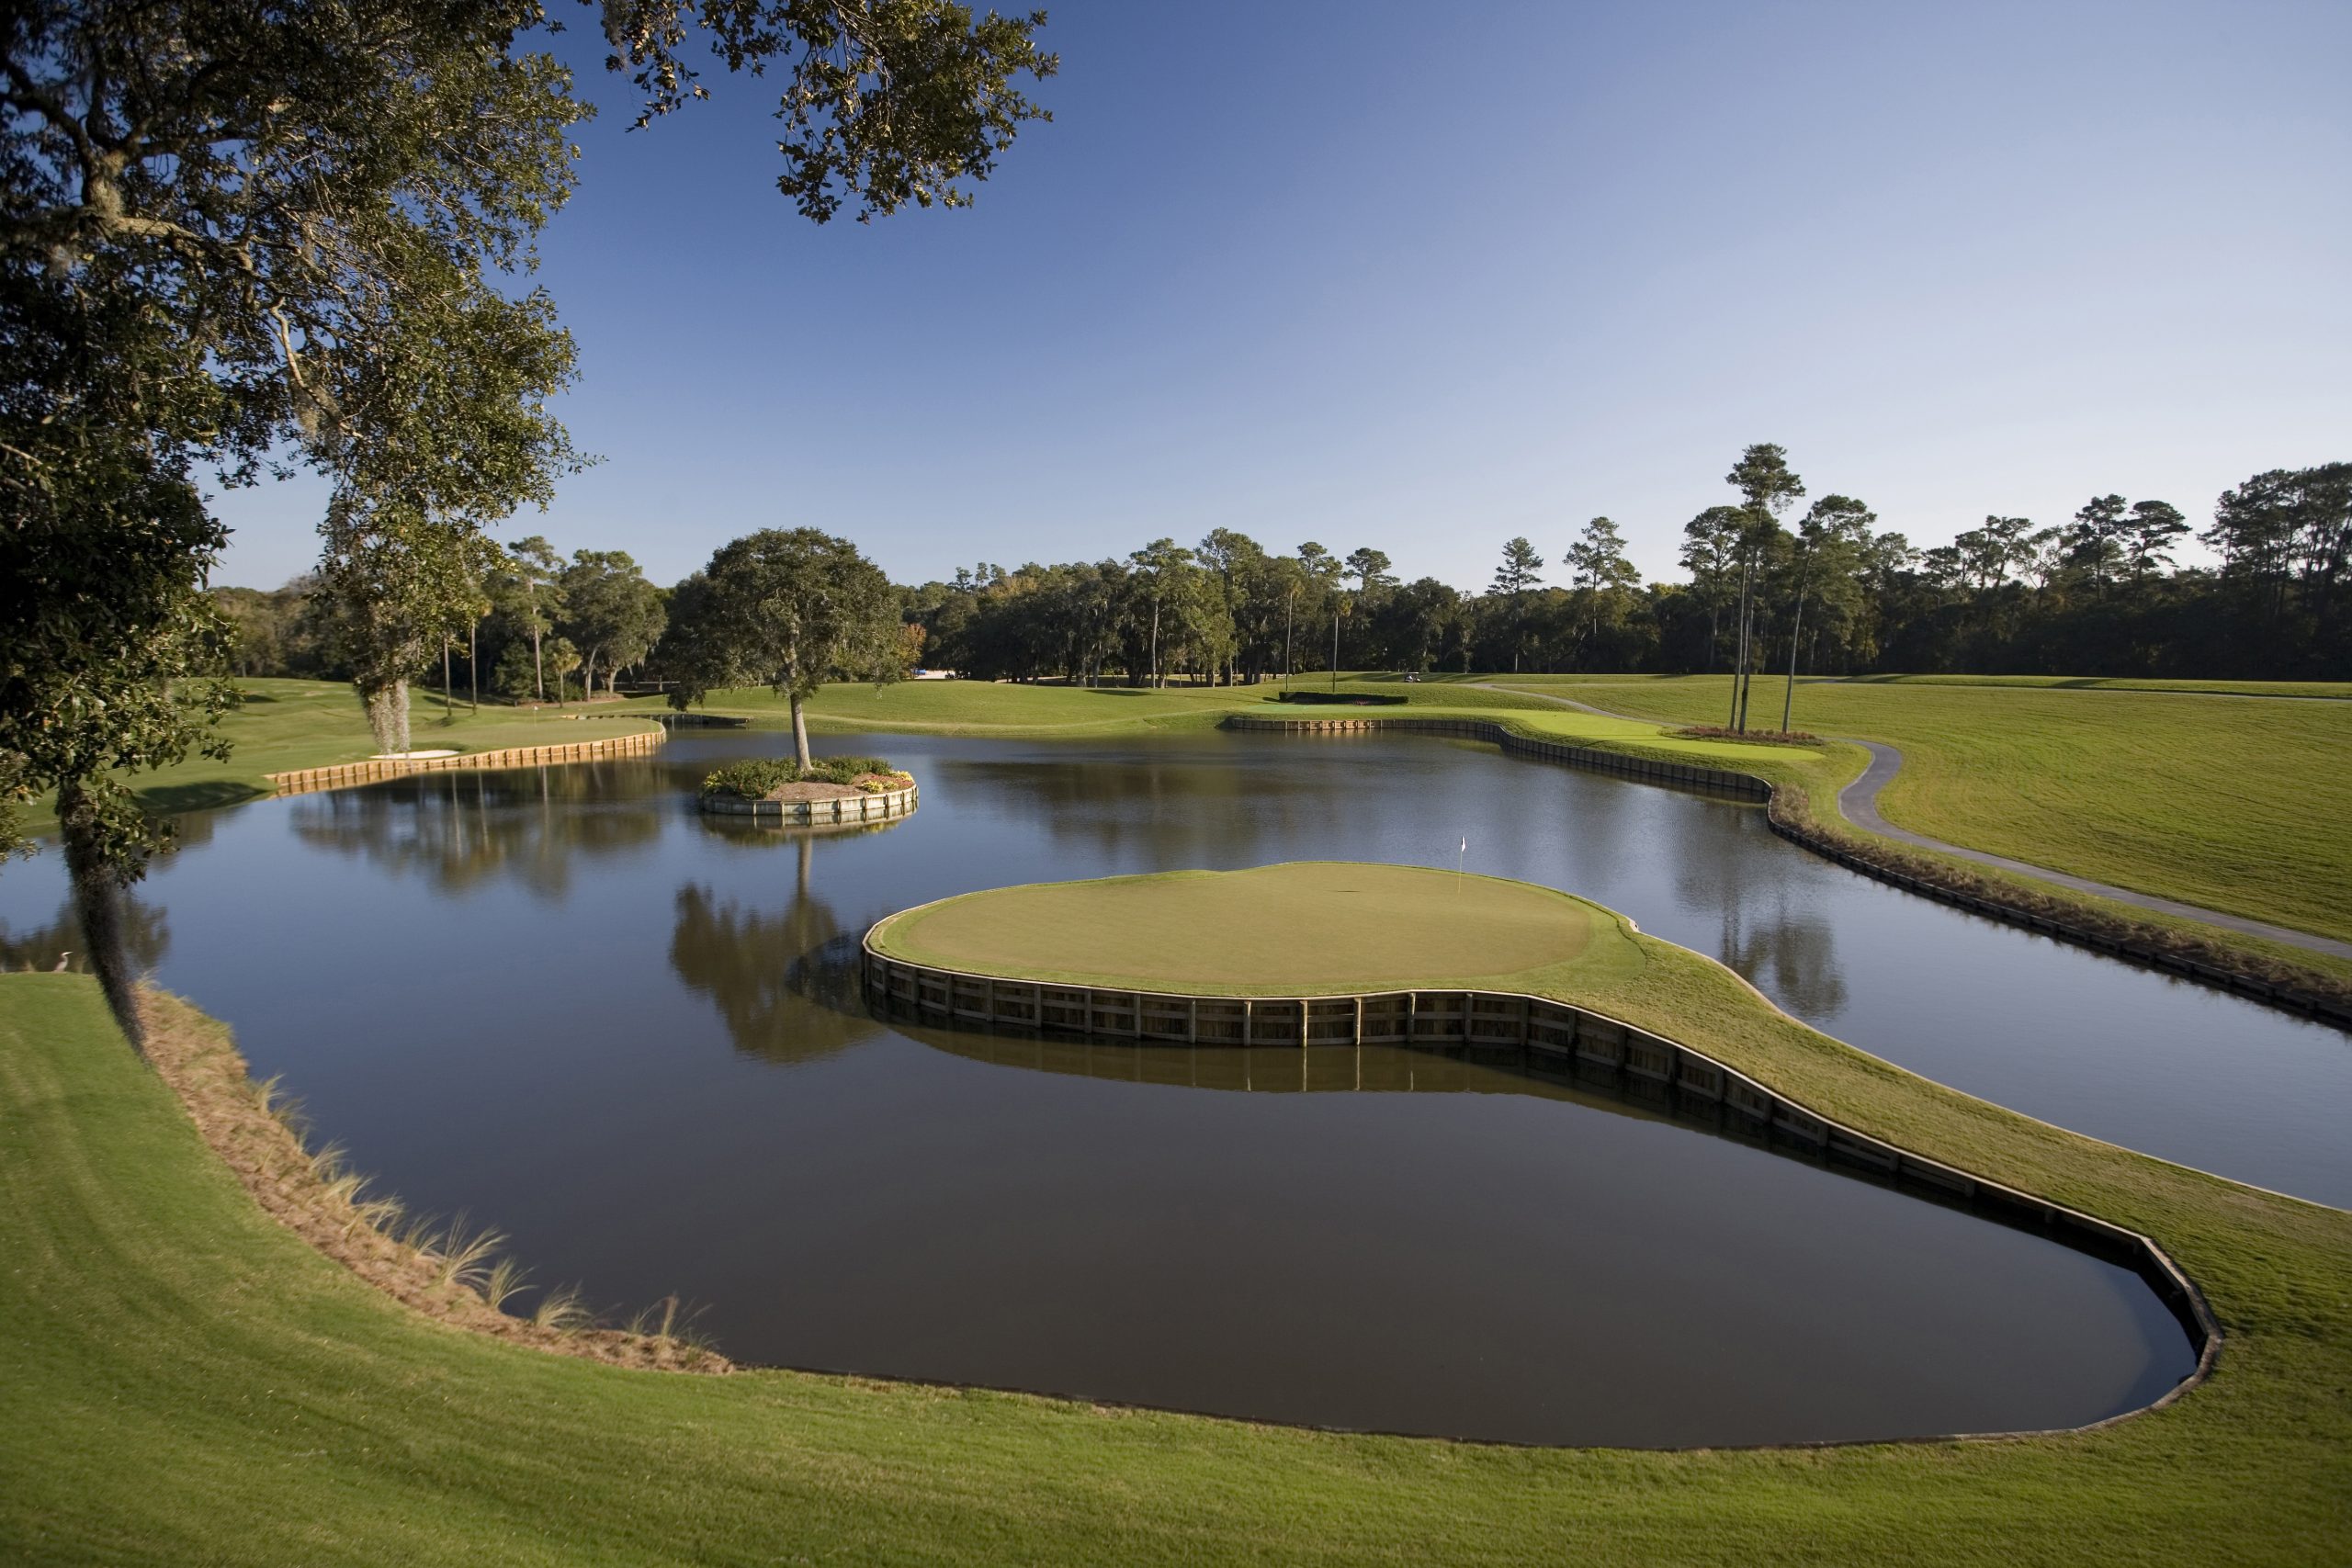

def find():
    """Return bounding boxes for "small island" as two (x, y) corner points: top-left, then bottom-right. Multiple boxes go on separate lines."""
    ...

(696, 755), (918, 824)
(868, 862), (1637, 996)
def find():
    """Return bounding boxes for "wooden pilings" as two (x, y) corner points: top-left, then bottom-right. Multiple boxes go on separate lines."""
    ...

(698, 781), (919, 824)
(1220, 714), (1770, 799)
(266, 726), (666, 796)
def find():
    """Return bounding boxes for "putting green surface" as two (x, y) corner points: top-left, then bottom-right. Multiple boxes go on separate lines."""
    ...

(868, 863), (1639, 995)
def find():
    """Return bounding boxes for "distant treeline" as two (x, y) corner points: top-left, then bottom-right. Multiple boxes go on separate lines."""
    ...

(900, 458), (2351, 683)
(213, 455), (2350, 691)
(210, 541), (667, 703)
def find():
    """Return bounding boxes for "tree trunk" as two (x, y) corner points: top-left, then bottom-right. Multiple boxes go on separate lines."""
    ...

(1728, 551), (1753, 728)
(1781, 583), (1808, 734)
(790, 693), (813, 769)
(362, 679), (410, 754)
(1149, 599), (1161, 689)
(441, 639), (453, 725)
(530, 624), (545, 702)
(56, 778), (142, 1052)
(469, 621), (480, 712)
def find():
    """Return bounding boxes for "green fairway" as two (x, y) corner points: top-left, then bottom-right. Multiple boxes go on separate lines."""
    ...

(7, 920), (2352, 1562)
(871, 863), (1632, 994)
(789, 675), (1569, 732)
(1486, 674), (2352, 944)
(1844, 674), (2352, 700)
(17, 679), (666, 835)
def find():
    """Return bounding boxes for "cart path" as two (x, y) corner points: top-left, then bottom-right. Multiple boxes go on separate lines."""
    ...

(1473, 683), (2352, 962)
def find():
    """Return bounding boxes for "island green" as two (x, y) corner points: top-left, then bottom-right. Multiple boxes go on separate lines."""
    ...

(872, 863), (1624, 994)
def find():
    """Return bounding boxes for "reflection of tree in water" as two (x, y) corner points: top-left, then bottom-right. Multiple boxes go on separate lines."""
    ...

(0, 893), (169, 975)
(690, 812), (904, 852)
(946, 748), (1362, 866)
(669, 836), (879, 1065)
(1667, 811), (1849, 1017)
(1717, 912), (1848, 1019)
(288, 764), (662, 898)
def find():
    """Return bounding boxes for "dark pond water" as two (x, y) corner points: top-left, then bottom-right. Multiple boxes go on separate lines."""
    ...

(4, 727), (2311, 1444)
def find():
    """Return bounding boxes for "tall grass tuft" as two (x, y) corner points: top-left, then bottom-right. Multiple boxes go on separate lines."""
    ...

(397, 1211), (442, 1256)
(481, 1257), (531, 1312)
(353, 1192), (405, 1236)
(532, 1284), (594, 1331)
(251, 1073), (287, 1117)
(431, 1213), (507, 1292)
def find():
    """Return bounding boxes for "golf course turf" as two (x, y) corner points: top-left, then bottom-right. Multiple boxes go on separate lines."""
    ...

(868, 863), (1622, 994)
(6, 850), (2352, 1561)
(1483, 673), (2352, 948)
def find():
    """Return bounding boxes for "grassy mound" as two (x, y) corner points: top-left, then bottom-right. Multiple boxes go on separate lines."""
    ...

(869, 863), (1635, 995)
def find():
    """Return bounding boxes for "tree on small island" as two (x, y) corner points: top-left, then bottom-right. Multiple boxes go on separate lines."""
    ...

(664, 529), (904, 767)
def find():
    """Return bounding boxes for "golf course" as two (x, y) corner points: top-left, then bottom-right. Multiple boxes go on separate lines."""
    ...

(14, 3), (2348, 1559)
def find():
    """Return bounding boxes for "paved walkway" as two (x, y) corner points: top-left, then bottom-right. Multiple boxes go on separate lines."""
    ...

(1476, 683), (2352, 962)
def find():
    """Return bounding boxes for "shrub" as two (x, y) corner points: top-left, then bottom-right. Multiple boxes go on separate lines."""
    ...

(1672, 725), (1821, 747)
(700, 759), (802, 799)
(699, 755), (907, 798)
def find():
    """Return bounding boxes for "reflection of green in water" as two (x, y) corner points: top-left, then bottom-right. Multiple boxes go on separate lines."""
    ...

(915, 1026), (1653, 1104)
(888, 1017), (2169, 1280)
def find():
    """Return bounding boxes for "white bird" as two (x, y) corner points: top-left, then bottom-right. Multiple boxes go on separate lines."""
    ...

(51, 951), (73, 972)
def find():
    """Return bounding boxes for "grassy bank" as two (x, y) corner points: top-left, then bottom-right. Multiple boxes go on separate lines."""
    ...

(17, 680), (666, 835)
(1481, 674), (2352, 946)
(6, 930), (2351, 1561)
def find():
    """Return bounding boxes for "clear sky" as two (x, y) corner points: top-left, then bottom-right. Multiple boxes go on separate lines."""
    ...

(211, 0), (2352, 592)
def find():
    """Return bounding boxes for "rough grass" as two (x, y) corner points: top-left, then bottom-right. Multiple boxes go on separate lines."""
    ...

(16, 679), (665, 835)
(1489, 674), (2352, 944)
(872, 863), (1631, 994)
(6, 932), (2352, 1563)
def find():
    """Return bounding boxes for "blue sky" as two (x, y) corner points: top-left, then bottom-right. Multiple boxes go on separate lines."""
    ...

(212, 0), (2352, 592)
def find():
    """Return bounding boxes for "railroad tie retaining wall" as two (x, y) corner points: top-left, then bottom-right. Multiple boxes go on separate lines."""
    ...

(1220, 713), (2351, 1028)
(265, 727), (667, 797)
(1221, 713), (1770, 799)
(698, 782), (920, 823)
(859, 937), (2219, 1416)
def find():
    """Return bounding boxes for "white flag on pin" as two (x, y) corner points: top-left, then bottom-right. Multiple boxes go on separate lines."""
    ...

(1460, 836), (1467, 854)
